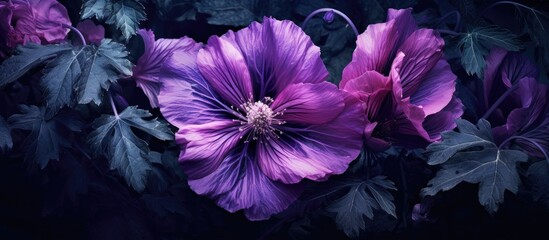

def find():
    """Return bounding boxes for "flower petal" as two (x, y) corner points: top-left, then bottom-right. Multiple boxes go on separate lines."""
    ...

(394, 29), (444, 99)
(197, 36), (254, 107)
(258, 94), (363, 184)
(188, 145), (303, 221)
(158, 45), (238, 127)
(340, 70), (392, 120)
(176, 120), (246, 179)
(270, 82), (344, 125)
(410, 59), (456, 116)
(76, 20), (104, 44)
(341, 8), (417, 82)
(134, 29), (200, 108)
(227, 17), (328, 98)
(422, 96), (464, 141)
(30, 0), (71, 43)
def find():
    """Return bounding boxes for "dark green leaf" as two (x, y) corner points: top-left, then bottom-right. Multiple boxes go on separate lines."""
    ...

(422, 119), (528, 213)
(326, 176), (396, 238)
(0, 44), (72, 88)
(196, 0), (292, 26)
(40, 40), (132, 117)
(153, 0), (197, 21)
(458, 26), (523, 77)
(81, 0), (112, 20)
(7, 105), (81, 169)
(106, 0), (147, 40)
(41, 47), (86, 117)
(0, 116), (12, 152)
(76, 39), (133, 105)
(88, 106), (174, 192)
(425, 119), (493, 165)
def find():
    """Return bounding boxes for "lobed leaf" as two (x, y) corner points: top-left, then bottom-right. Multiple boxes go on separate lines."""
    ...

(422, 119), (528, 213)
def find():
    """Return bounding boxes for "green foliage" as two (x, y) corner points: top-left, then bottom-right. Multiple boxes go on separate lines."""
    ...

(0, 44), (72, 88)
(8, 105), (82, 169)
(0, 40), (132, 118)
(326, 176), (396, 238)
(196, 0), (292, 26)
(153, 0), (197, 21)
(82, 0), (146, 40)
(422, 119), (528, 213)
(458, 26), (523, 77)
(88, 106), (174, 192)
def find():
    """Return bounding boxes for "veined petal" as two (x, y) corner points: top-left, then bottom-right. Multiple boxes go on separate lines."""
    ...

(395, 29), (444, 99)
(410, 59), (456, 116)
(340, 70), (392, 120)
(134, 29), (200, 108)
(258, 94), (363, 184)
(188, 145), (303, 221)
(197, 36), (254, 107)
(176, 120), (246, 179)
(158, 46), (239, 127)
(342, 8), (417, 81)
(29, 0), (71, 43)
(270, 82), (344, 125)
(227, 17), (328, 98)
(423, 96), (464, 141)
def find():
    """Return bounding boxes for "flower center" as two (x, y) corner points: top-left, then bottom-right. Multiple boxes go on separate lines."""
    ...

(237, 97), (285, 142)
(244, 101), (274, 135)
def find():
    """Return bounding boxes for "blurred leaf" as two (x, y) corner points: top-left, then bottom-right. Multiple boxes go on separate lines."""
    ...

(326, 176), (396, 238)
(196, 0), (292, 26)
(422, 119), (528, 214)
(526, 161), (549, 209)
(0, 116), (12, 152)
(106, 0), (147, 40)
(142, 193), (189, 217)
(153, 0), (198, 21)
(458, 26), (523, 77)
(8, 105), (82, 169)
(0, 44), (72, 88)
(88, 106), (173, 192)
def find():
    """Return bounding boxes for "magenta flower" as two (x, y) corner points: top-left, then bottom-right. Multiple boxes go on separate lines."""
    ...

(482, 48), (548, 157)
(76, 20), (105, 45)
(157, 17), (364, 220)
(0, 0), (70, 57)
(133, 29), (200, 108)
(340, 8), (463, 150)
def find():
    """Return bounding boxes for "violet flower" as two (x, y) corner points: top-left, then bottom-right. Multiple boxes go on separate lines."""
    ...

(157, 17), (364, 220)
(340, 8), (463, 151)
(482, 48), (548, 158)
(76, 20), (104, 45)
(0, 0), (70, 58)
(133, 29), (200, 108)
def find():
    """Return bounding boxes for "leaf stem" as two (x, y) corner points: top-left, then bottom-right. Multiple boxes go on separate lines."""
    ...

(481, 83), (519, 120)
(62, 24), (87, 46)
(109, 93), (119, 119)
(302, 8), (359, 37)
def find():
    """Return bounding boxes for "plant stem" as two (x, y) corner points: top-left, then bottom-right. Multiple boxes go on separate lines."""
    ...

(62, 24), (86, 46)
(481, 83), (519, 120)
(302, 8), (359, 37)
(436, 10), (462, 32)
(500, 136), (549, 165)
(109, 93), (119, 119)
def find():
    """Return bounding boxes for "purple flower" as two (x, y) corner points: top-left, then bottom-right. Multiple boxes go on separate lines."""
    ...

(340, 8), (463, 150)
(157, 17), (364, 220)
(76, 20), (105, 45)
(133, 29), (200, 108)
(482, 48), (548, 157)
(0, 0), (70, 57)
